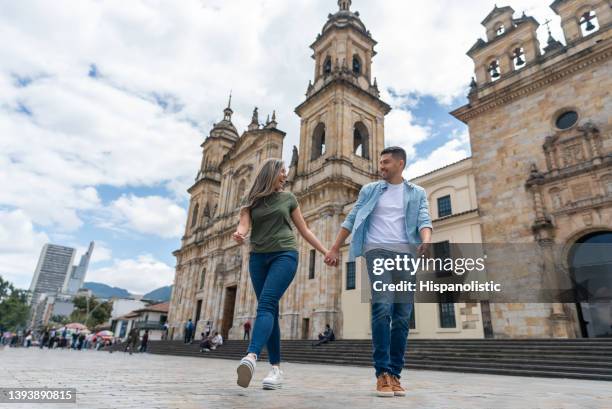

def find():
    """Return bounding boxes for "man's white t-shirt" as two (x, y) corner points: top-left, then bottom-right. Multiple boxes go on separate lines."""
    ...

(365, 182), (409, 249)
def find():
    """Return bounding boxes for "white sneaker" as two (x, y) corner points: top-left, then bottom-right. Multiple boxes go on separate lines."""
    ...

(237, 354), (257, 388)
(262, 366), (283, 390)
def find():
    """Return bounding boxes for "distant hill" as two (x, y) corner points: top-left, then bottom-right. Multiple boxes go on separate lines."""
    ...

(83, 282), (131, 299)
(143, 285), (173, 302)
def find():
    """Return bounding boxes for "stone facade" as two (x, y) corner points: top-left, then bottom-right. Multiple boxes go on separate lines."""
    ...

(451, 0), (611, 338)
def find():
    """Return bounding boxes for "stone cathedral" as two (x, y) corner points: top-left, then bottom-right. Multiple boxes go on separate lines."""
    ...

(168, 0), (387, 341)
(168, 0), (611, 341)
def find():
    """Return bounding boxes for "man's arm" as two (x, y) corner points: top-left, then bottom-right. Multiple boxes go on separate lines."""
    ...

(416, 189), (433, 255)
(339, 184), (369, 232)
(325, 185), (369, 266)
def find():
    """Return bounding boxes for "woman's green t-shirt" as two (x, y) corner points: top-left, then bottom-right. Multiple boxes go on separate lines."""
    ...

(249, 191), (299, 253)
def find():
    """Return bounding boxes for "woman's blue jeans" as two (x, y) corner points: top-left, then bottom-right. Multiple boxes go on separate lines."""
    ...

(247, 250), (298, 365)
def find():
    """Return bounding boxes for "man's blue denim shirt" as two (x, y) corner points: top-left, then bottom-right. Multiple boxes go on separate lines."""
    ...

(341, 179), (433, 261)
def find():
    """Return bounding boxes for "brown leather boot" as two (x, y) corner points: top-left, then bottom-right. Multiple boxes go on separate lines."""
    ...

(389, 375), (406, 396)
(376, 373), (394, 397)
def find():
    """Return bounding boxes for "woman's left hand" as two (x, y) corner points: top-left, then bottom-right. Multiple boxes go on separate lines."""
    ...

(232, 231), (246, 244)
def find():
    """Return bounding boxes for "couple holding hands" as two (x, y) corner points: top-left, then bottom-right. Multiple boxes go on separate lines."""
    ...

(232, 146), (432, 397)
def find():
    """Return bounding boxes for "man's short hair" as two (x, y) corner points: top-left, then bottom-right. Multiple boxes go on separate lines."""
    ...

(380, 146), (407, 168)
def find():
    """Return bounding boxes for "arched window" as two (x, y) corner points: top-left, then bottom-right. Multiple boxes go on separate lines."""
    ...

(488, 59), (501, 81)
(512, 47), (526, 70)
(191, 203), (199, 228)
(199, 267), (206, 290)
(353, 122), (369, 159)
(311, 123), (326, 160)
(203, 203), (210, 218)
(352, 55), (362, 75)
(579, 10), (599, 36)
(495, 24), (505, 36)
(236, 179), (246, 208)
(323, 56), (332, 75)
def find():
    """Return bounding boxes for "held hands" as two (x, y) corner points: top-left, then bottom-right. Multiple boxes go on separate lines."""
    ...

(416, 241), (431, 257)
(324, 247), (339, 267)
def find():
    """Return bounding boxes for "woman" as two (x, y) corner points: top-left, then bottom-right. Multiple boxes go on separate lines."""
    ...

(232, 158), (330, 390)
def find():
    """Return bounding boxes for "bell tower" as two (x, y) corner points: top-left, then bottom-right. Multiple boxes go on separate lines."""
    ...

(291, 0), (390, 192)
(285, 0), (390, 339)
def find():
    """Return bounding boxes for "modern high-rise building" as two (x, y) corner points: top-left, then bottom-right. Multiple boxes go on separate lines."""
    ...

(64, 241), (95, 295)
(28, 244), (76, 306)
(28, 242), (95, 329)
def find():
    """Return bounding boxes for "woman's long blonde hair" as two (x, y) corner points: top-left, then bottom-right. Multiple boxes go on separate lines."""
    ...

(241, 158), (284, 210)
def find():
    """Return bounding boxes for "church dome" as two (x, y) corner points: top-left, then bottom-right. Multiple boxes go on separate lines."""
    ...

(210, 96), (238, 140)
(321, 0), (369, 38)
(211, 117), (237, 135)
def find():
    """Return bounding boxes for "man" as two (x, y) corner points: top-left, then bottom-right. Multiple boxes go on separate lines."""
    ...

(71, 330), (78, 349)
(313, 324), (335, 347)
(243, 320), (251, 341)
(184, 319), (194, 344)
(325, 146), (432, 398)
(140, 330), (149, 353)
(204, 321), (212, 338)
(125, 327), (139, 355)
(162, 322), (169, 340)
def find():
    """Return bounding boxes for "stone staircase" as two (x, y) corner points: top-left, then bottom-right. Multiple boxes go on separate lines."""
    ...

(133, 338), (612, 381)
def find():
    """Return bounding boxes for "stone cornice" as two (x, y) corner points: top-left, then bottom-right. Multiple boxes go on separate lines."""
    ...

(526, 154), (612, 188)
(431, 208), (479, 225)
(552, 194), (612, 216)
(295, 76), (390, 116)
(187, 174), (221, 193)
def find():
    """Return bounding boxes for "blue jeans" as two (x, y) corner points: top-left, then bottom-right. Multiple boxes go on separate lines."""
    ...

(365, 248), (415, 379)
(247, 250), (299, 365)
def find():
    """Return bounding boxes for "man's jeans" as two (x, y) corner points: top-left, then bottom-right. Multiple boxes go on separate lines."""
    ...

(365, 248), (415, 379)
(247, 250), (298, 365)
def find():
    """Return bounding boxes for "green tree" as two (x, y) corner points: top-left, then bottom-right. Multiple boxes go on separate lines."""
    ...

(49, 314), (70, 326)
(0, 275), (30, 332)
(69, 295), (112, 329)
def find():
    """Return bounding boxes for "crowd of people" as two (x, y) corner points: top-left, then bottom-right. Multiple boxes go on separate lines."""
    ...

(0, 328), (114, 350)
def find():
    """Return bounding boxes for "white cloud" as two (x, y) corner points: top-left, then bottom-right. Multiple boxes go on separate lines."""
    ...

(405, 130), (471, 179)
(382, 90), (432, 159)
(0, 209), (49, 288)
(87, 254), (174, 294)
(89, 243), (113, 264)
(102, 194), (186, 239)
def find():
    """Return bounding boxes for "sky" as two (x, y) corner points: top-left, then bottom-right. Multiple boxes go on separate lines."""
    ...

(0, 0), (566, 294)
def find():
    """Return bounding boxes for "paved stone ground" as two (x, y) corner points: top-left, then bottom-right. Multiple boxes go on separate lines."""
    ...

(0, 347), (611, 409)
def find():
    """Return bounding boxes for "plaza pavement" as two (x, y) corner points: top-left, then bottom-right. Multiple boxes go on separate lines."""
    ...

(0, 347), (610, 409)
